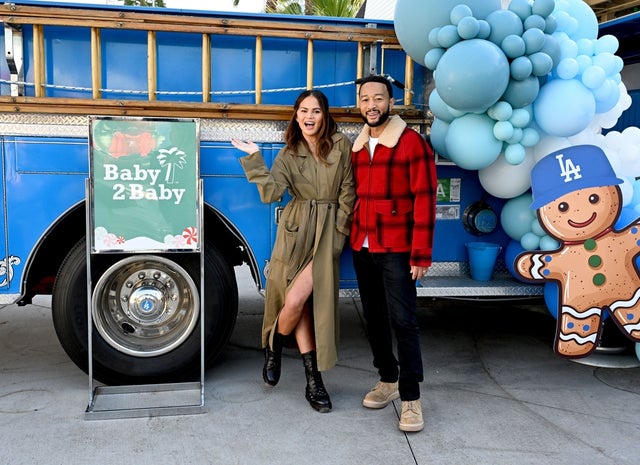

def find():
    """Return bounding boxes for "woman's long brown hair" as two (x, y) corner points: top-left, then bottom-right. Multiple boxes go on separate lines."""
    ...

(283, 89), (338, 164)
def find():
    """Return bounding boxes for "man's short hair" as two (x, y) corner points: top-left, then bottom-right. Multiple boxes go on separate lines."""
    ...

(355, 75), (393, 98)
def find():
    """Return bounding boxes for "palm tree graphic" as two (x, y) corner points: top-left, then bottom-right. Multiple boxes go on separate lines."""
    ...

(157, 147), (187, 184)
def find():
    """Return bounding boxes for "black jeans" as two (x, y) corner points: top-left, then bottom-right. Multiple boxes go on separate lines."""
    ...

(353, 248), (423, 401)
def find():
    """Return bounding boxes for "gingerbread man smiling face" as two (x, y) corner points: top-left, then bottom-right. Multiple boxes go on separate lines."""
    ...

(516, 145), (640, 358)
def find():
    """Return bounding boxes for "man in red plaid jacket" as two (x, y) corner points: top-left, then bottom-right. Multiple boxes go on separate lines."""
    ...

(350, 74), (437, 433)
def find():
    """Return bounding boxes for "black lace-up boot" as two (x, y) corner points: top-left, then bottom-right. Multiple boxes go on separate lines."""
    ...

(263, 332), (284, 386)
(301, 351), (332, 413)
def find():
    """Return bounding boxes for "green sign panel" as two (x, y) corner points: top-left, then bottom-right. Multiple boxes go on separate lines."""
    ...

(90, 117), (200, 253)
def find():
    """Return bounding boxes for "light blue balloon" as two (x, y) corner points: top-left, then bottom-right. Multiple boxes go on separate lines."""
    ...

(559, 0), (598, 40)
(500, 193), (535, 241)
(429, 89), (456, 122)
(520, 127), (540, 147)
(457, 16), (480, 40)
(486, 9), (524, 47)
(521, 231), (540, 250)
(531, 218), (546, 236)
(540, 35), (561, 66)
(523, 14), (546, 31)
(511, 56), (533, 80)
(493, 121), (514, 141)
(581, 65), (606, 89)
(558, 37), (578, 60)
(450, 4), (473, 25)
(594, 79), (619, 113)
(592, 52), (617, 75)
(477, 20), (491, 39)
(510, 108), (531, 128)
(576, 54), (592, 73)
(394, 0), (502, 64)
(556, 57), (579, 80)
(425, 48), (445, 70)
(539, 235), (560, 251)
(522, 28), (545, 54)
(508, 0), (532, 21)
(544, 15), (557, 34)
(445, 113), (502, 170)
(502, 76), (540, 108)
(529, 51), (554, 76)
(428, 27), (442, 48)
(533, 79), (596, 137)
(429, 117), (449, 157)
(505, 143), (526, 164)
(506, 127), (523, 145)
(438, 24), (462, 48)
(502, 34), (526, 59)
(576, 38), (594, 56)
(531, 0), (555, 18)
(435, 39), (510, 113)
(488, 101), (513, 121)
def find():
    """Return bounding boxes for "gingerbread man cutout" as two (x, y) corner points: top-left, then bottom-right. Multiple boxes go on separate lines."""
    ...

(516, 145), (640, 358)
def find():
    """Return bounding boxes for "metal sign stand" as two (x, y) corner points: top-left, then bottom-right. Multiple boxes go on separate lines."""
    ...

(84, 117), (205, 420)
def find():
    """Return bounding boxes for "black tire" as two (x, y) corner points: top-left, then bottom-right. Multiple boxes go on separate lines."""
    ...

(52, 239), (238, 385)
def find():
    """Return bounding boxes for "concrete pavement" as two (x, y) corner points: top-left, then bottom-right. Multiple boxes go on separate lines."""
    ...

(1, 265), (639, 465)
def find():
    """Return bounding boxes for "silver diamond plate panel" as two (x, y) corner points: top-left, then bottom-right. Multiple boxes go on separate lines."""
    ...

(0, 114), (368, 142)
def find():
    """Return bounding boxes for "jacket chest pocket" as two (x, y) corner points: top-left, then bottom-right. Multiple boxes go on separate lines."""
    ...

(374, 199), (412, 248)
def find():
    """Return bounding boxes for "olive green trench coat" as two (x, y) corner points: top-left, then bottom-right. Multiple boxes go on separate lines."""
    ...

(239, 132), (355, 371)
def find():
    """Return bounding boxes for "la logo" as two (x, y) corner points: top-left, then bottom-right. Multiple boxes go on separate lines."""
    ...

(555, 153), (582, 183)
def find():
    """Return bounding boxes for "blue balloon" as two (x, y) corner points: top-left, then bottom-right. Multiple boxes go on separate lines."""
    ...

(502, 76), (540, 108)
(457, 16), (480, 40)
(522, 27), (545, 54)
(500, 193), (535, 241)
(521, 231), (541, 250)
(435, 39), (510, 112)
(425, 48), (445, 70)
(533, 79), (596, 137)
(508, 0), (532, 21)
(487, 101), (513, 121)
(438, 24), (461, 48)
(511, 56), (533, 80)
(529, 51), (554, 76)
(524, 14), (546, 31)
(505, 143), (526, 164)
(556, 58), (579, 80)
(532, 0), (555, 18)
(539, 235), (560, 250)
(429, 118), (449, 157)
(502, 34), (526, 59)
(486, 9), (524, 47)
(450, 4), (473, 25)
(445, 113), (502, 170)
(394, 0), (502, 64)
(429, 89), (456, 122)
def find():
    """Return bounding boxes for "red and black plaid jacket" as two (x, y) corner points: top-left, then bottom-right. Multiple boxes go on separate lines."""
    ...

(350, 115), (437, 267)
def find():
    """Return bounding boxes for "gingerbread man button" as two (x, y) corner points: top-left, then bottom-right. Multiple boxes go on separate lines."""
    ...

(515, 144), (640, 358)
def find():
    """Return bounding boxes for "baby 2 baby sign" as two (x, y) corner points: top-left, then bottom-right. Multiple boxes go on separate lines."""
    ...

(90, 117), (199, 253)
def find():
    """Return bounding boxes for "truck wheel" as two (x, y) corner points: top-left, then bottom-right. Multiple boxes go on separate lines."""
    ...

(52, 239), (238, 385)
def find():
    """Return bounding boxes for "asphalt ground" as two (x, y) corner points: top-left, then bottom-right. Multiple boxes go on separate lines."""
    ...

(1, 265), (640, 465)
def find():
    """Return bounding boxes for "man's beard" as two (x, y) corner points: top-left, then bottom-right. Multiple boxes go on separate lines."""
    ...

(361, 107), (390, 128)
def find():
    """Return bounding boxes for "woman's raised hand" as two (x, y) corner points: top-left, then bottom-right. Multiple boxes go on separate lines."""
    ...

(230, 138), (259, 155)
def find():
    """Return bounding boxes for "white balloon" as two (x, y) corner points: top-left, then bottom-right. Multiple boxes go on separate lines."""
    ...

(478, 148), (536, 198)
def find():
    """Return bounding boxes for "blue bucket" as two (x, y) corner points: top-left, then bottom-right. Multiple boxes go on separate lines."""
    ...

(466, 242), (501, 281)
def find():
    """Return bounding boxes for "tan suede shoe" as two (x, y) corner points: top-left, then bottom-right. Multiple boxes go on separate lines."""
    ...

(362, 381), (399, 409)
(399, 400), (424, 432)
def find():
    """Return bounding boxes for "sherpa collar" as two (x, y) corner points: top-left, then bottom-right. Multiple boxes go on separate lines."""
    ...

(352, 115), (407, 152)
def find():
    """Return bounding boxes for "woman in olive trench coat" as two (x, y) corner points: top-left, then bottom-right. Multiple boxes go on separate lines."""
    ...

(231, 90), (355, 413)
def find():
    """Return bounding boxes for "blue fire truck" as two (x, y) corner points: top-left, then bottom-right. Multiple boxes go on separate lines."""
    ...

(1, 1), (637, 383)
